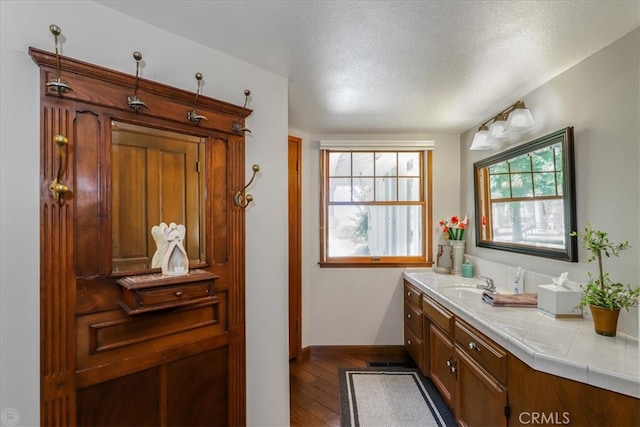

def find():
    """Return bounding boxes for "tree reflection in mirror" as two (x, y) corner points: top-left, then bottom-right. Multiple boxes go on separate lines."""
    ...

(474, 127), (577, 262)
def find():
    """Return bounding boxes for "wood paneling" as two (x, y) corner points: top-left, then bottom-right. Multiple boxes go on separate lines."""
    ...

(32, 46), (246, 426)
(78, 367), (160, 426)
(167, 347), (229, 426)
(40, 99), (77, 426)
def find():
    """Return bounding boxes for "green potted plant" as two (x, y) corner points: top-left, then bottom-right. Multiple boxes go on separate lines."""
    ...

(571, 223), (640, 336)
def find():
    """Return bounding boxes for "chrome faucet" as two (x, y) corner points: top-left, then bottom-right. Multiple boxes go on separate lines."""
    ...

(477, 276), (497, 293)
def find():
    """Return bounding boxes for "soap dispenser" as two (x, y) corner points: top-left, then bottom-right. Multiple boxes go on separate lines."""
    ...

(461, 259), (474, 278)
(513, 267), (523, 293)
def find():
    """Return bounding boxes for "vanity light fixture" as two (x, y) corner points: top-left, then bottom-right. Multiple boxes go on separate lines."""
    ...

(187, 72), (208, 124)
(127, 51), (149, 112)
(470, 124), (491, 150)
(45, 25), (73, 94)
(506, 100), (535, 131)
(470, 101), (535, 150)
(488, 113), (509, 140)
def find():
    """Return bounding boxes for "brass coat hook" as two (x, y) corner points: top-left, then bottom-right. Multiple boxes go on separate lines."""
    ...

(234, 164), (260, 208)
(232, 89), (252, 135)
(46, 25), (73, 94)
(187, 72), (208, 124)
(49, 134), (70, 203)
(127, 51), (148, 112)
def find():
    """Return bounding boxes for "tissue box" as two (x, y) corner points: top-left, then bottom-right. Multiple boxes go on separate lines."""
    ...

(537, 284), (583, 318)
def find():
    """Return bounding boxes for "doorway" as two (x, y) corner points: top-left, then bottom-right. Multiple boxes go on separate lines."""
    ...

(288, 136), (302, 359)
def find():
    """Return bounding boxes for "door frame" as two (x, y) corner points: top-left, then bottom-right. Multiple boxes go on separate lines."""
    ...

(288, 136), (302, 359)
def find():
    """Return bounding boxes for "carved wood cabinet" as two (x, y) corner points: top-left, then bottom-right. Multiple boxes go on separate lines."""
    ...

(32, 47), (248, 426)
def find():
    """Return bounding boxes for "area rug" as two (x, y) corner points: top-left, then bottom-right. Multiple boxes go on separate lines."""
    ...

(339, 368), (456, 427)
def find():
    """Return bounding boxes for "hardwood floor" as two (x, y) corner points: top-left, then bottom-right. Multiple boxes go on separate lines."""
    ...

(289, 346), (408, 426)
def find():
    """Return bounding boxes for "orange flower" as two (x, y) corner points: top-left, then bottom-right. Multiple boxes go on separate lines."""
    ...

(439, 215), (468, 240)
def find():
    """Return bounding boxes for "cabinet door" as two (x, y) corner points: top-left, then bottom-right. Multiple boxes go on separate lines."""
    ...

(404, 324), (423, 370)
(429, 324), (455, 409)
(455, 347), (507, 427)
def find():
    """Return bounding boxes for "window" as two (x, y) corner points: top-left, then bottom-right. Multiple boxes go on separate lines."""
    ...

(320, 146), (432, 266)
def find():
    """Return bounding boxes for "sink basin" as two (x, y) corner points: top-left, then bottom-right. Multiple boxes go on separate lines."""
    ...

(439, 286), (485, 301)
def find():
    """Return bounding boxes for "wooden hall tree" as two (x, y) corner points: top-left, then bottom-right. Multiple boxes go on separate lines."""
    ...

(31, 47), (248, 426)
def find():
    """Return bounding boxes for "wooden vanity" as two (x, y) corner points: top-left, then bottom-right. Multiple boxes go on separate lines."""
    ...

(404, 278), (640, 426)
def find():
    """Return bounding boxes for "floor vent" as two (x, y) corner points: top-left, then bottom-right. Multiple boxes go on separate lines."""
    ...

(367, 361), (408, 368)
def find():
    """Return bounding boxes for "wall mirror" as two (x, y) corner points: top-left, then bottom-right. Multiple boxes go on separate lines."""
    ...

(474, 127), (577, 261)
(111, 121), (207, 273)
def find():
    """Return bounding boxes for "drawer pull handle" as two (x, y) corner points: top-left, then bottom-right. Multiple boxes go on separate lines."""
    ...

(407, 339), (412, 345)
(407, 291), (413, 297)
(446, 358), (456, 373)
(468, 341), (480, 352)
(407, 313), (412, 319)
(175, 291), (183, 297)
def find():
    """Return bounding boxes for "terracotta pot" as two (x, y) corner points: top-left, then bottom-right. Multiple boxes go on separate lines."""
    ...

(589, 305), (621, 337)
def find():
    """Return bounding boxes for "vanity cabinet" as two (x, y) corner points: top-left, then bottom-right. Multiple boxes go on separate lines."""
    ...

(453, 319), (507, 427)
(423, 293), (455, 409)
(420, 286), (508, 426)
(403, 282), (426, 373)
(405, 278), (640, 426)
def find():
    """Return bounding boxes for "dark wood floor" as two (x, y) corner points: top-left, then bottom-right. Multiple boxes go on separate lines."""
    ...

(289, 346), (408, 426)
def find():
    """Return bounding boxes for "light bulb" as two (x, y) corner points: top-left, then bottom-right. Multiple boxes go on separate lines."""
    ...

(506, 101), (535, 132)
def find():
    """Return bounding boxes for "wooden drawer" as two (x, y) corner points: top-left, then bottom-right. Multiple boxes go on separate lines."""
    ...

(404, 324), (422, 367)
(454, 319), (507, 384)
(118, 270), (219, 315)
(422, 295), (454, 335)
(404, 281), (422, 308)
(139, 282), (212, 307)
(404, 302), (422, 336)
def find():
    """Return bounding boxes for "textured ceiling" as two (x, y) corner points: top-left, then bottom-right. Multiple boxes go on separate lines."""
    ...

(95, 0), (640, 135)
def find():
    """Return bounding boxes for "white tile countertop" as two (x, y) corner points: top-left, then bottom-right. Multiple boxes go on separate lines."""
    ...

(403, 269), (640, 399)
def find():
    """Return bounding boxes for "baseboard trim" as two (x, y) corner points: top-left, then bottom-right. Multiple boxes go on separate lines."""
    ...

(298, 346), (311, 361)
(310, 345), (407, 358)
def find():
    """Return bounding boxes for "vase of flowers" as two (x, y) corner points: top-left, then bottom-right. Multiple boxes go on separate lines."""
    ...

(440, 215), (468, 274)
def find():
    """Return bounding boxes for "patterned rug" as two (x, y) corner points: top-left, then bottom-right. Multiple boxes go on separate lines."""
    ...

(339, 367), (456, 427)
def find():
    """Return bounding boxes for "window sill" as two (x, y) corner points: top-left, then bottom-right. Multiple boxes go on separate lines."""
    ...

(318, 261), (432, 269)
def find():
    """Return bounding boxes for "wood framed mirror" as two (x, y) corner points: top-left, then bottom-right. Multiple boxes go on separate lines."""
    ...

(111, 121), (207, 274)
(474, 127), (577, 261)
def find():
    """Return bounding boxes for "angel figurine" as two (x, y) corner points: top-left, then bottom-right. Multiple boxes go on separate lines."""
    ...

(161, 222), (189, 276)
(150, 222), (169, 268)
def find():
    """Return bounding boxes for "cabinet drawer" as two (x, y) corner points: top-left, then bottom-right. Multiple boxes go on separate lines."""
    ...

(118, 270), (219, 315)
(404, 302), (422, 336)
(454, 319), (507, 384)
(404, 324), (422, 366)
(423, 295), (454, 335)
(404, 281), (422, 308)
(139, 281), (213, 307)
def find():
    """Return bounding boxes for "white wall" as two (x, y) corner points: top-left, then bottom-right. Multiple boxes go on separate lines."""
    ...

(461, 28), (640, 331)
(296, 28), (640, 348)
(300, 133), (461, 345)
(0, 1), (289, 425)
